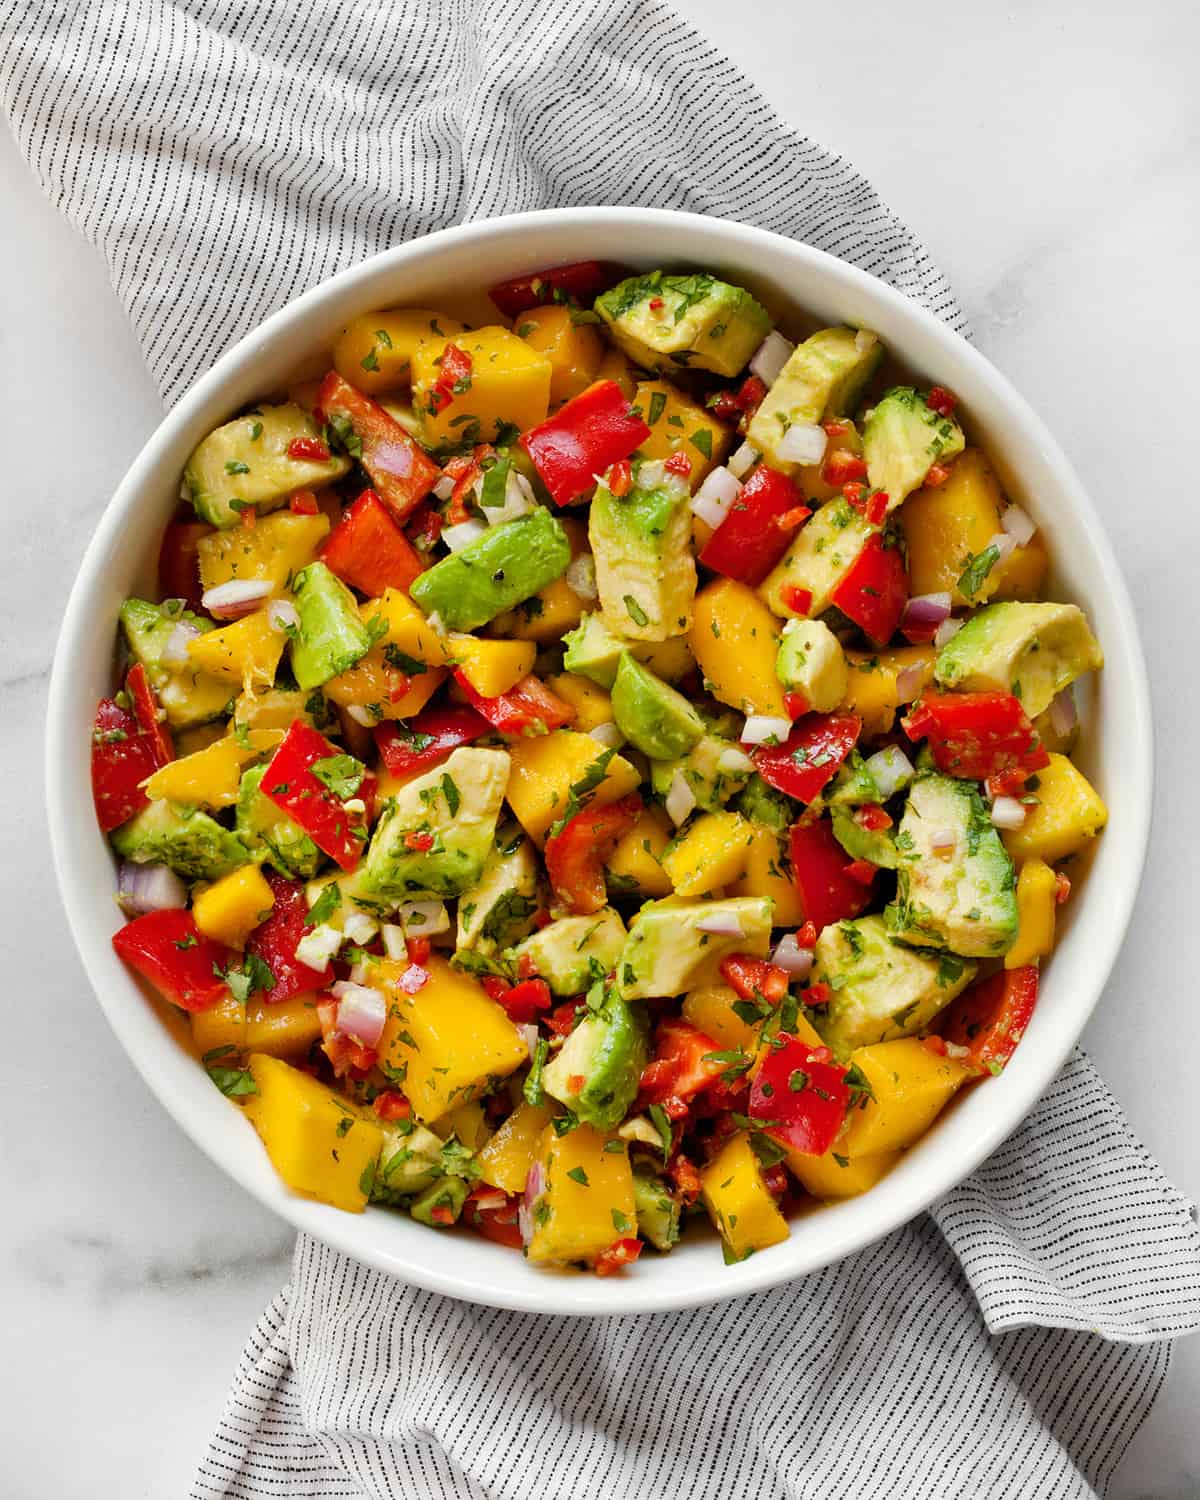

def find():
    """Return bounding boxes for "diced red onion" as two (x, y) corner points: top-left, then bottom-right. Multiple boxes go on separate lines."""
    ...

(901, 592), (952, 637)
(934, 618), (963, 649)
(986, 531), (1018, 565)
(749, 330), (796, 388)
(1000, 504), (1036, 547)
(931, 828), (957, 852)
(665, 771), (696, 827)
(717, 747), (755, 777)
(330, 981), (387, 1048)
(442, 518), (489, 552)
(771, 932), (815, 979)
(267, 599), (300, 634)
(398, 899), (449, 936)
(117, 860), (188, 915)
(741, 714), (793, 746)
(696, 910), (745, 937)
(399, 964), (429, 994)
(775, 422), (827, 466)
(293, 922), (341, 971)
(690, 466), (742, 531)
(589, 722), (624, 749)
(519, 1023), (540, 1061)
(432, 473), (456, 501)
(160, 619), (202, 668)
(566, 554), (598, 600)
(990, 796), (1027, 830)
(380, 923), (408, 961)
(894, 664), (927, 705)
(519, 1160), (547, 1246)
(728, 441), (760, 480)
(201, 579), (272, 620)
(1048, 688), (1078, 740)
(864, 745), (914, 800)
(344, 705), (376, 727)
(342, 909), (378, 946)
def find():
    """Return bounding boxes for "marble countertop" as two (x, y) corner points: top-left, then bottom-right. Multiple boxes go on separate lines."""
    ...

(2, 0), (1197, 1492)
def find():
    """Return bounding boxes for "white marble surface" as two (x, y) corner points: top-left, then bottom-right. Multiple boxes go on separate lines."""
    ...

(1, 1), (1197, 1493)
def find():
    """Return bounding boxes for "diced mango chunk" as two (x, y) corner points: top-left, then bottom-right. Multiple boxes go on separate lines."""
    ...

(525, 1124), (636, 1266)
(143, 728), (282, 810)
(506, 730), (641, 846)
(191, 993), (247, 1058)
(364, 588), (458, 667)
(608, 806), (674, 898)
(731, 827), (803, 927)
(516, 304), (605, 404)
(333, 307), (467, 395)
(662, 811), (754, 897)
(477, 1101), (554, 1194)
(786, 1147), (900, 1201)
(244, 994), (324, 1060)
(321, 595), (448, 720)
(689, 579), (787, 718)
(682, 983), (760, 1052)
(700, 1131), (789, 1261)
(187, 609), (284, 689)
(840, 646), (935, 738)
(413, 326), (552, 449)
(196, 512), (330, 596)
(839, 1038), (971, 1157)
(901, 449), (1003, 607)
(1006, 858), (1058, 969)
(193, 864), (276, 949)
(1001, 753), (1107, 864)
(450, 635), (536, 698)
(634, 379), (731, 486)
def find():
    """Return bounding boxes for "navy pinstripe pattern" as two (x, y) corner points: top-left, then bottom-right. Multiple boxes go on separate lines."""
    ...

(4, 2), (1199, 1494)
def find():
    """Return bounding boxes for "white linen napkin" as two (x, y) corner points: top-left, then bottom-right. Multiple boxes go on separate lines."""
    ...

(4, 2), (1199, 1495)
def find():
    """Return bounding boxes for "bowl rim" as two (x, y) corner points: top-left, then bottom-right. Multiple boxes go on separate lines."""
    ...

(46, 205), (1153, 1315)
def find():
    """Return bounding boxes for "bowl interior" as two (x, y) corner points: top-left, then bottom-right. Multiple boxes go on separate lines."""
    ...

(46, 208), (1151, 1314)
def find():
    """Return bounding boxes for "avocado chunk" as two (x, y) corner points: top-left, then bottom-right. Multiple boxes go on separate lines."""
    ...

(933, 601), (1103, 718)
(562, 612), (693, 689)
(511, 908), (627, 996)
(236, 763), (323, 879)
(611, 654), (704, 760)
(760, 497), (876, 620)
(183, 402), (350, 529)
(119, 599), (234, 729)
(541, 991), (649, 1130)
(595, 271), (771, 378)
(410, 507), (570, 632)
(830, 804), (899, 870)
(862, 387), (965, 510)
(619, 896), (773, 1000)
(112, 798), (250, 881)
(370, 1120), (445, 1203)
(775, 618), (848, 714)
(409, 1175), (472, 1227)
(825, 750), (882, 806)
(812, 914), (976, 1059)
(733, 772), (797, 831)
(747, 327), (883, 471)
(290, 561), (373, 690)
(456, 826), (542, 955)
(650, 733), (754, 813)
(885, 772), (1017, 957)
(363, 746), (511, 900)
(589, 467), (696, 642)
(632, 1169), (681, 1251)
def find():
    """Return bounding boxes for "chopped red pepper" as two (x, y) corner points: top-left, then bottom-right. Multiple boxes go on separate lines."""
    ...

(901, 691), (1050, 783)
(707, 373), (768, 425)
(260, 721), (374, 871)
(545, 998), (584, 1037)
(91, 698), (160, 833)
(287, 436), (332, 463)
(855, 803), (892, 832)
(797, 921), (818, 949)
(719, 955), (789, 1005)
(427, 343), (473, 415)
(248, 873), (335, 1003)
(157, 513), (212, 612)
(927, 385), (958, 418)
(454, 671), (576, 737)
(125, 662), (175, 768)
(594, 1237), (644, 1276)
(936, 966), (1039, 1076)
(789, 819), (874, 932)
(607, 458), (633, 497)
(406, 936), (432, 965)
(922, 1034), (948, 1056)
(1055, 871), (1072, 905)
(669, 1154), (701, 1206)
(373, 1090), (412, 1122)
(319, 489), (425, 598)
(749, 1033), (849, 1156)
(240, 505), (258, 530)
(924, 462), (951, 488)
(781, 585), (813, 615)
(406, 503), (443, 554)
(752, 714), (861, 803)
(493, 977), (552, 1024)
(699, 464), (808, 585)
(112, 909), (236, 1013)
(783, 692), (810, 720)
(804, 982), (831, 1007)
(821, 450), (868, 488)
(845, 859), (878, 886)
(545, 793), (643, 914)
(463, 1184), (524, 1248)
(289, 489), (321, 515)
(829, 533), (908, 646)
(374, 705), (490, 780)
(487, 260), (629, 319)
(315, 371), (440, 523)
(638, 1018), (725, 1109)
(519, 380), (651, 507)
(664, 450), (693, 478)
(316, 997), (378, 1078)
(404, 831), (435, 852)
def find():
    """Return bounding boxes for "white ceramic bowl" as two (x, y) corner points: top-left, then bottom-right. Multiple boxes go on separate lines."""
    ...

(46, 207), (1152, 1315)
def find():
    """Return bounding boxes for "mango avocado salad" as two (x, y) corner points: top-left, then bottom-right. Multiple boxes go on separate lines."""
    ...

(92, 258), (1108, 1273)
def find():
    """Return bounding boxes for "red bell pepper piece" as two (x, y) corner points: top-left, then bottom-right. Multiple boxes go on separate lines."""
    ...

(373, 1090), (412, 1123)
(289, 489), (321, 515)
(374, 704), (490, 779)
(260, 721), (374, 871)
(315, 371), (440, 523)
(719, 955), (789, 1005)
(749, 1034), (849, 1156)
(492, 977), (552, 1025)
(699, 465), (809, 585)
(463, 1185), (524, 1249)
(454, 671), (576, 737)
(426, 343), (474, 415)
(707, 374), (767, 425)
(112, 909), (236, 1013)
(545, 997), (584, 1037)
(594, 1237), (644, 1276)
(788, 818), (874, 932)
(519, 380), (651, 507)
(488, 260), (628, 319)
(544, 793), (643, 914)
(901, 691), (1050, 783)
(752, 714), (861, 804)
(287, 436), (332, 462)
(319, 489), (425, 598)
(91, 698), (160, 833)
(821, 449), (868, 488)
(247, 872), (335, 1003)
(936, 966), (1040, 1076)
(830, 533), (908, 646)
(638, 1018), (728, 1109)
(125, 662), (175, 768)
(157, 512), (212, 612)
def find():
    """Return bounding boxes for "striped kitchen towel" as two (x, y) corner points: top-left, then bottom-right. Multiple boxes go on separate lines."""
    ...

(4, 1), (1199, 1496)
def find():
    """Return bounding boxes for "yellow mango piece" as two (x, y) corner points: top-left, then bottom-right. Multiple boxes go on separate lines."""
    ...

(515, 303), (605, 404)
(492, 517), (591, 643)
(901, 450), (1003, 606)
(333, 307), (467, 395)
(193, 864), (276, 949)
(143, 728), (282, 810)
(186, 609), (284, 689)
(700, 1131), (789, 1261)
(378, 955), (527, 1122)
(786, 1147), (900, 1201)
(1002, 752), (1108, 864)
(477, 1101), (554, 1194)
(323, 648), (445, 721)
(634, 379), (731, 486)
(434, 1099), (490, 1151)
(689, 578), (787, 717)
(682, 983), (760, 1052)
(990, 529), (1049, 602)
(662, 811), (755, 897)
(450, 635), (536, 697)
(596, 346), (638, 400)
(196, 512), (330, 595)
(526, 1124), (636, 1266)
(506, 730), (641, 846)
(175, 722), (226, 757)
(547, 673), (614, 731)
(840, 1038), (971, 1157)
(633, 634), (696, 683)
(191, 993), (246, 1057)
(246, 1055), (383, 1213)
(364, 587), (457, 667)
(841, 646), (935, 738)
(608, 806), (674, 898)
(1006, 858), (1058, 969)
(231, 687), (329, 734)
(245, 994), (323, 1061)
(731, 827), (803, 927)
(413, 326), (552, 449)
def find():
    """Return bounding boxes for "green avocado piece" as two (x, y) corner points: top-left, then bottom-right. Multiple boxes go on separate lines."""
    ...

(933, 601), (1103, 718)
(595, 271), (772, 378)
(885, 772), (1017, 957)
(363, 746), (510, 900)
(370, 1121), (446, 1204)
(861, 387), (965, 510)
(409, 507), (570, 632)
(747, 327), (883, 471)
(825, 750), (882, 807)
(775, 618), (848, 714)
(112, 798), (250, 881)
(812, 914), (976, 1059)
(632, 1170), (681, 1251)
(235, 763), (323, 879)
(760, 497), (876, 620)
(541, 991), (649, 1130)
(732, 772), (797, 831)
(290, 561), (373, 690)
(119, 599), (235, 730)
(589, 467), (696, 642)
(510, 908), (627, 996)
(611, 654), (704, 760)
(561, 612), (691, 689)
(650, 733), (754, 814)
(619, 896), (773, 1000)
(456, 826), (543, 955)
(409, 1175), (471, 1227)
(830, 804), (899, 870)
(183, 402), (350, 529)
